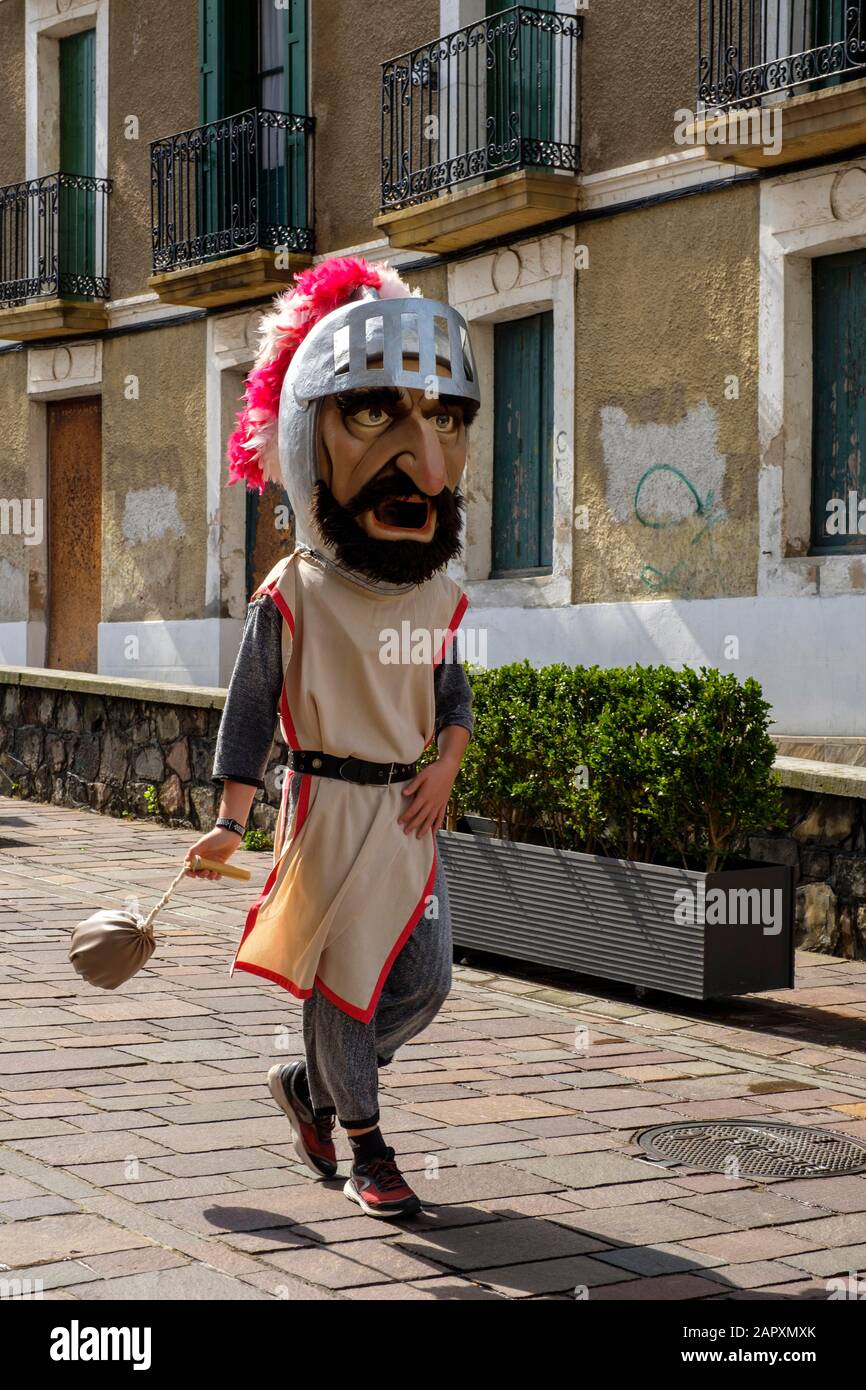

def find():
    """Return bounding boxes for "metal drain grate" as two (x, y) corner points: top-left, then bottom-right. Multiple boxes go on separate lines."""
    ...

(636, 1120), (866, 1179)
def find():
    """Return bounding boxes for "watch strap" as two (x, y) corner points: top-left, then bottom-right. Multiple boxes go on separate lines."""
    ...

(216, 816), (246, 838)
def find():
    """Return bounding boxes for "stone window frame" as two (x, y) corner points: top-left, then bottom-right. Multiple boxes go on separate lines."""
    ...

(207, 310), (260, 630)
(759, 160), (866, 597)
(446, 229), (576, 608)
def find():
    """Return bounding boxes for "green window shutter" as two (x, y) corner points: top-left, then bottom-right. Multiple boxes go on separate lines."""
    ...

(285, 0), (308, 115)
(492, 311), (554, 575)
(59, 30), (95, 175)
(59, 29), (96, 288)
(811, 249), (866, 554)
(485, 0), (556, 173)
(199, 0), (223, 123)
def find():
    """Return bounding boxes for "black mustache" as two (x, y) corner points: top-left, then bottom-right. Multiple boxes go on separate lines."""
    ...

(312, 480), (464, 586)
(346, 470), (441, 517)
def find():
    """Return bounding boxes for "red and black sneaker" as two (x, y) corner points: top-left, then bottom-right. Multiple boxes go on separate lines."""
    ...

(343, 1147), (421, 1218)
(267, 1062), (337, 1178)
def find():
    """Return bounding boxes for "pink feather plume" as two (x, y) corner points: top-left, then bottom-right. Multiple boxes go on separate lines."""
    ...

(226, 256), (417, 493)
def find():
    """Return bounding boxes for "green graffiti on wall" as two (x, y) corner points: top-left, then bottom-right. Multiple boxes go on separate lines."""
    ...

(633, 463), (727, 594)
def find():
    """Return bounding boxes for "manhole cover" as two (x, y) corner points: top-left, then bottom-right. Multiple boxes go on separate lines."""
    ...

(636, 1120), (866, 1179)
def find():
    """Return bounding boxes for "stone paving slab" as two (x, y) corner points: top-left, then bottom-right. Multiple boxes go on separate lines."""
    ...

(4, 795), (866, 1301)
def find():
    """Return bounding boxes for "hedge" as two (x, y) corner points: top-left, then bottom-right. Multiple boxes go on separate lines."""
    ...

(443, 663), (783, 873)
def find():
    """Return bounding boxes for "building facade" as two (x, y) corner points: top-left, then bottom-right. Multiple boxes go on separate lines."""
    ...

(0, 0), (865, 734)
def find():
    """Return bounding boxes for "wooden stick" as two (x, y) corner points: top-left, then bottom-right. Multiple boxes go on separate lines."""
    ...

(192, 855), (252, 882)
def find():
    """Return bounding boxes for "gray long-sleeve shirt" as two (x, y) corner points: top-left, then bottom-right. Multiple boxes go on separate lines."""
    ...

(213, 592), (474, 789)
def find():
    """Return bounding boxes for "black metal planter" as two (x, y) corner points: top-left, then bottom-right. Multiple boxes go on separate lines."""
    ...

(437, 828), (794, 1001)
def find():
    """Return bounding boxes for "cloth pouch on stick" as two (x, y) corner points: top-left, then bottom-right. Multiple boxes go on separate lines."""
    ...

(69, 856), (251, 991)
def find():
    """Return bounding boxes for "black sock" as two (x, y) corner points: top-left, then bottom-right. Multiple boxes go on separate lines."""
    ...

(293, 1061), (312, 1108)
(349, 1127), (390, 1167)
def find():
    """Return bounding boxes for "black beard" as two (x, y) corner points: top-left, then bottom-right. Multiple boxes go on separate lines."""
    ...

(311, 478), (464, 585)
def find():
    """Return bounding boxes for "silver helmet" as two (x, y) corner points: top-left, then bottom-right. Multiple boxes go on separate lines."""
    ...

(278, 287), (480, 550)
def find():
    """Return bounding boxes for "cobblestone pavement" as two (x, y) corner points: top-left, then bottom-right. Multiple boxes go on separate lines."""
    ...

(3, 796), (866, 1301)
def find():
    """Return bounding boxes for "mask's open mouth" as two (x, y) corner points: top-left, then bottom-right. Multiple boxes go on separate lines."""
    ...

(371, 496), (433, 533)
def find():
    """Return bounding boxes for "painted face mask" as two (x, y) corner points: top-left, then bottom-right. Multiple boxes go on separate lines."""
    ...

(227, 258), (480, 586)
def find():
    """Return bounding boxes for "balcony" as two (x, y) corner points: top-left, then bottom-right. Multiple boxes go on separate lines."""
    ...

(694, 0), (866, 167)
(0, 173), (111, 340)
(376, 5), (581, 254)
(149, 107), (315, 309)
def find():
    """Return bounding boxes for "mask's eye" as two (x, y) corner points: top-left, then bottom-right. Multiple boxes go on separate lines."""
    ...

(350, 405), (389, 428)
(434, 411), (459, 434)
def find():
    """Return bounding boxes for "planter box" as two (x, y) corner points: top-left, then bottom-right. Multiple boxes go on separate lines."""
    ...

(437, 828), (795, 1001)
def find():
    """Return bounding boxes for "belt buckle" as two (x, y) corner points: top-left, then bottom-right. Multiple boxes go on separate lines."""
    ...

(386, 761), (396, 787)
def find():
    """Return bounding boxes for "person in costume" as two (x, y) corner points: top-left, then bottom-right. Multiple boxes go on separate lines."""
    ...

(185, 256), (480, 1218)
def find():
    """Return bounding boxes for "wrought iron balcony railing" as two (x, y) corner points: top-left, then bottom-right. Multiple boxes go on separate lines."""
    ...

(150, 107), (315, 274)
(380, 5), (581, 211)
(0, 172), (111, 308)
(698, 0), (866, 109)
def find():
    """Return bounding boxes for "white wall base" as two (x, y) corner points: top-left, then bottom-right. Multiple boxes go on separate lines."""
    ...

(0, 621), (46, 668)
(466, 594), (866, 736)
(0, 622), (30, 667)
(97, 619), (244, 688)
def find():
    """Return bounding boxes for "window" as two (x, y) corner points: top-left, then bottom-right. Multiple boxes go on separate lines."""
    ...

(199, 0), (308, 121)
(491, 311), (554, 576)
(197, 0), (309, 252)
(810, 248), (866, 554)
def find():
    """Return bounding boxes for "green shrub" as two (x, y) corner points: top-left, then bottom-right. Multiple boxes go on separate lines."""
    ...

(243, 828), (274, 852)
(448, 662), (783, 872)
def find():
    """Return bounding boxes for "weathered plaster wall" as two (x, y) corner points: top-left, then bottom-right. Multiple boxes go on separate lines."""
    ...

(581, 0), (696, 175)
(102, 320), (207, 622)
(108, 0), (199, 301)
(575, 182), (761, 603)
(402, 263), (449, 302)
(312, 0), (440, 252)
(0, 0), (25, 188)
(0, 351), (32, 624)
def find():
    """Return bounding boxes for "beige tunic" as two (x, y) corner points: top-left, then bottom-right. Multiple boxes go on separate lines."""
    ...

(232, 548), (467, 1021)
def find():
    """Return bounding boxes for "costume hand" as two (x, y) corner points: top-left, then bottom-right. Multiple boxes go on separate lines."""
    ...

(398, 757), (458, 838)
(184, 828), (242, 881)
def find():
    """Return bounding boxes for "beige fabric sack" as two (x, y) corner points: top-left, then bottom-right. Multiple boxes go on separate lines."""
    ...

(69, 910), (156, 990)
(68, 856), (250, 991)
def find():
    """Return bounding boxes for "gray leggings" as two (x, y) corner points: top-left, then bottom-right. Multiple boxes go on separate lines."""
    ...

(302, 854), (453, 1129)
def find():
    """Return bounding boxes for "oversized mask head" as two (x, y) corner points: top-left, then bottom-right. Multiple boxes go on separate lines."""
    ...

(227, 258), (480, 586)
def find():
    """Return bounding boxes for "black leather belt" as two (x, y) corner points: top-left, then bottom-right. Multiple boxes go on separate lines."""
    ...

(287, 750), (417, 785)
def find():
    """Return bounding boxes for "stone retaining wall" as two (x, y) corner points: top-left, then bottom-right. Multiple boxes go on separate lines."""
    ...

(0, 667), (285, 834)
(749, 757), (866, 961)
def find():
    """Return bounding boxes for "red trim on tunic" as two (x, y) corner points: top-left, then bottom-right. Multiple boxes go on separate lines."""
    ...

(280, 687), (299, 751)
(256, 574), (295, 636)
(230, 771), (310, 977)
(433, 591), (468, 667)
(232, 835), (438, 1024)
(312, 841), (438, 1023)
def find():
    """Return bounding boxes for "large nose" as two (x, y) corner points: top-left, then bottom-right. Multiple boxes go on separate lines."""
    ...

(387, 414), (448, 497)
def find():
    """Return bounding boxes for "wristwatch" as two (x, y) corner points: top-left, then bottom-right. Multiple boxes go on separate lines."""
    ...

(216, 816), (246, 838)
